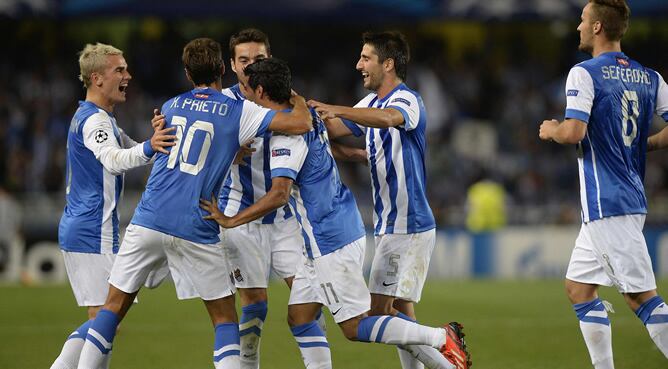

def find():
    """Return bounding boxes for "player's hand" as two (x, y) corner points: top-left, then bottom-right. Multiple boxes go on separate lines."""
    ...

(308, 100), (337, 120)
(539, 119), (559, 141)
(200, 193), (235, 228)
(151, 109), (165, 131)
(234, 140), (256, 165)
(150, 125), (177, 154)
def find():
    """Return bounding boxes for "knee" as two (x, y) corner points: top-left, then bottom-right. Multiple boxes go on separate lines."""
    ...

(565, 280), (597, 304)
(240, 289), (268, 306)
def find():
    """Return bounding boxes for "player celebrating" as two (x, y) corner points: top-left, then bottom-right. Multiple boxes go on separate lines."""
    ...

(201, 57), (470, 369)
(307, 31), (462, 369)
(50, 42), (175, 369)
(217, 28), (324, 369)
(75, 38), (312, 369)
(538, 1), (668, 367)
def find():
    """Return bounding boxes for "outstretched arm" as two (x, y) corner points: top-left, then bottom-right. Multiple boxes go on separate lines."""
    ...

(538, 118), (587, 145)
(267, 94), (313, 135)
(200, 177), (293, 228)
(309, 100), (404, 129)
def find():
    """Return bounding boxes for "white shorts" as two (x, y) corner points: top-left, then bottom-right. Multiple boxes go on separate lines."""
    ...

(288, 237), (370, 324)
(109, 224), (235, 301)
(62, 251), (115, 307)
(143, 259), (198, 300)
(566, 214), (656, 293)
(368, 229), (435, 303)
(223, 217), (303, 288)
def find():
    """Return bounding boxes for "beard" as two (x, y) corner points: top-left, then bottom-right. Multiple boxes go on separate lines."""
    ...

(578, 37), (593, 55)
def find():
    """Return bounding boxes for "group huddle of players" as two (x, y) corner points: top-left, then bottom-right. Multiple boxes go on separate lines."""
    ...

(49, 1), (668, 369)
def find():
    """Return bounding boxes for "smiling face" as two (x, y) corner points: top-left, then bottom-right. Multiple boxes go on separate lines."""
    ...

(356, 44), (385, 92)
(94, 54), (131, 105)
(230, 42), (269, 90)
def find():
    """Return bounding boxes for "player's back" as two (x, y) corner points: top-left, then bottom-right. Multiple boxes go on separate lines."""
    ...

(286, 113), (366, 258)
(132, 87), (271, 244)
(59, 101), (123, 253)
(572, 52), (662, 221)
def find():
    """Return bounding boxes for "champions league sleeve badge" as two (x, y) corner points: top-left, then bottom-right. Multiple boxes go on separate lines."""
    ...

(94, 129), (109, 143)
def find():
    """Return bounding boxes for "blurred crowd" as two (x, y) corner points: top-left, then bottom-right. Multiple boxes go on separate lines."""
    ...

(2, 19), (668, 227)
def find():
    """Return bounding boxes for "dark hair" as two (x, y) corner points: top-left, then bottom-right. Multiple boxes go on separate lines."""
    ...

(182, 38), (223, 85)
(589, 0), (630, 41)
(229, 28), (271, 59)
(362, 31), (410, 81)
(244, 58), (292, 104)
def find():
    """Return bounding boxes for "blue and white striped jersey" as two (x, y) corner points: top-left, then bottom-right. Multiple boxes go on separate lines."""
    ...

(218, 83), (293, 224)
(59, 101), (154, 254)
(270, 110), (366, 258)
(565, 51), (668, 222)
(343, 83), (435, 235)
(131, 87), (275, 244)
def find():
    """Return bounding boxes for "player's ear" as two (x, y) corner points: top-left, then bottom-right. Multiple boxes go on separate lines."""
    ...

(593, 21), (602, 35)
(92, 72), (102, 87)
(230, 59), (237, 74)
(384, 58), (395, 74)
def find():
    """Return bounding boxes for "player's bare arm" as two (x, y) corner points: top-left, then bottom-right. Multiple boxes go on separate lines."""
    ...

(539, 118), (587, 144)
(233, 139), (256, 165)
(330, 142), (368, 164)
(268, 94), (312, 134)
(200, 176), (293, 228)
(648, 126), (668, 152)
(309, 99), (404, 129)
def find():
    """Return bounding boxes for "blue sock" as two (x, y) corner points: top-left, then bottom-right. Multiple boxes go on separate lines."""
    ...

(70, 319), (93, 340)
(357, 315), (391, 343)
(290, 321), (330, 368)
(573, 298), (610, 325)
(635, 295), (668, 356)
(77, 309), (120, 368)
(86, 309), (119, 354)
(239, 301), (268, 365)
(50, 320), (94, 369)
(213, 322), (240, 367)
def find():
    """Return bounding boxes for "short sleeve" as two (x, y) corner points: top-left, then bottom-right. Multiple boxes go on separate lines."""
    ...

(655, 71), (668, 122)
(239, 100), (276, 145)
(386, 90), (420, 131)
(269, 134), (308, 180)
(564, 66), (595, 123)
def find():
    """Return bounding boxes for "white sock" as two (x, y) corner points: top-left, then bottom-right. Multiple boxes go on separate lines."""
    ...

(398, 346), (425, 369)
(77, 310), (118, 369)
(51, 320), (93, 369)
(357, 315), (445, 347)
(400, 345), (456, 369)
(214, 323), (241, 369)
(636, 296), (668, 358)
(291, 320), (331, 369)
(574, 299), (614, 369)
(316, 309), (327, 337)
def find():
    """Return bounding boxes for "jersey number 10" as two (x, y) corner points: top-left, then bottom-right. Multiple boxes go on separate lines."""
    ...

(621, 90), (639, 147)
(166, 115), (214, 175)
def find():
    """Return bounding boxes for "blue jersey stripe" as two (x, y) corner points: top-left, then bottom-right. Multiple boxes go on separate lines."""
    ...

(379, 129), (399, 233)
(399, 130), (416, 229)
(261, 139), (276, 224)
(238, 158), (254, 213)
(368, 129), (384, 234)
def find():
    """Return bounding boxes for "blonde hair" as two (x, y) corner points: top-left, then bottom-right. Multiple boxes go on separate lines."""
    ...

(78, 43), (123, 88)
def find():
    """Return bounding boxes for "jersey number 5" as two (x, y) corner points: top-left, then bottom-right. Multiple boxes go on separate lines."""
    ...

(621, 90), (639, 147)
(166, 115), (214, 175)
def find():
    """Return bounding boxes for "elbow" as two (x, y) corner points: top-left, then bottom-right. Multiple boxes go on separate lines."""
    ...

(270, 188), (290, 208)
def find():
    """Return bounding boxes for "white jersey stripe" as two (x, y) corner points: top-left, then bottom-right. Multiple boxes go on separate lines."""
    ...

(390, 128), (408, 233)
(293, 188), (320, 258)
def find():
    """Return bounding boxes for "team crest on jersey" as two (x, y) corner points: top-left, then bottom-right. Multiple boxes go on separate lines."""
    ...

(94, 129), (108, 143)
(272, 148), (291, 157)
(390, 97), (411, 106)
(233, 268), (243, 282)
(194, 93), (210, 99)
(616, 57), (629, 67)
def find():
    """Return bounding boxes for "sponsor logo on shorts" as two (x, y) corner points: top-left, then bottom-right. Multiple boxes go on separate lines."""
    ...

(382, 281), (398, 287)
(332, 307), (342, 315)
(233, 268), (244, 282)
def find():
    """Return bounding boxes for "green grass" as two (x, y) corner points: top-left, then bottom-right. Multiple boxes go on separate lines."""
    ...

(1, 280), (666, 369)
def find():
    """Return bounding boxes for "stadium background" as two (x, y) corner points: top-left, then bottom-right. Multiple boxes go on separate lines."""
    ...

(1, 0), (668, 368)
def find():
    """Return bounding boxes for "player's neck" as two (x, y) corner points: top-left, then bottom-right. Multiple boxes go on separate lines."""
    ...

(375, 78), (402, 100)
(193, 80), (222, 91)
(86, 91), (114, 113)
(592, 40), (622, 58)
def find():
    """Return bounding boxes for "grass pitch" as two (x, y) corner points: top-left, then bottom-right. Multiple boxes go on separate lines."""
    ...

(1, 279), (666, 369)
